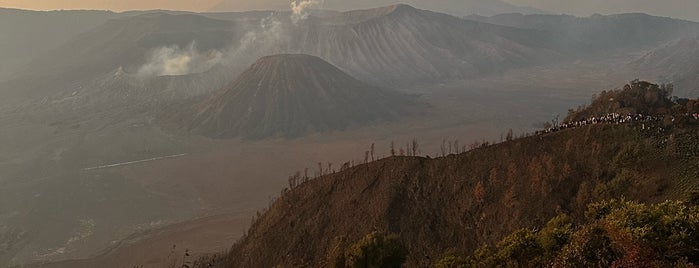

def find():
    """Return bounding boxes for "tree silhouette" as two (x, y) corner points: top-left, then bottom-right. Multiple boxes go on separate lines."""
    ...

(441, 139), (447, 157)
(506, 129), (514, 142)
(411, 139), (418, 156)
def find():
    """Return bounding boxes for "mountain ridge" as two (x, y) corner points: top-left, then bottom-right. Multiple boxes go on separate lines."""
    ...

(211, 81), (699, 267)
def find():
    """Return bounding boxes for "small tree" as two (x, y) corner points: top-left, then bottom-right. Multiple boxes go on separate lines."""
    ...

(506, 129), (514, 141)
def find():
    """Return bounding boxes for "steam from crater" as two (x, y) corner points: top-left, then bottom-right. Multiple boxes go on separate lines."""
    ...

(137, 1), (318, 78)
(137, 43), (223, 77)
(291, 0), (323, 24)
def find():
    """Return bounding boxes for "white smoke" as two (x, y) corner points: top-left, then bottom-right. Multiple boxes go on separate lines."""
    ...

(138, 42), (223, 77)
(137, 3), (306, 77)
(226, 13), (285, 62)
(291, 0), (323, 24)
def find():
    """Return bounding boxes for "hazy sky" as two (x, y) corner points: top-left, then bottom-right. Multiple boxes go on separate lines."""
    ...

(0, 0), (221, 11)
(1, 0), (698, 21)
(505, 0), (699, 21)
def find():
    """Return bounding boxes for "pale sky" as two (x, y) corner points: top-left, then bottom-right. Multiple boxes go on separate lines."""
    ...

(1, 0), (698, 21)
(0, 0), (221, 11)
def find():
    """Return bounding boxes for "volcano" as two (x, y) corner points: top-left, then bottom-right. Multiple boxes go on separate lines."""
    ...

(177, 54), (419, 139)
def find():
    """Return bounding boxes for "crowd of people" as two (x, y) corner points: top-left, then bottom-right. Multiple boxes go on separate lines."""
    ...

(541, 113), (666, 134)
(540, 111), (699, 135)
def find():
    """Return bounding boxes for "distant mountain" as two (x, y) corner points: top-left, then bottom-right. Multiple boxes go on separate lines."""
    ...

(215, 82), (699, 267)
(171, 54), (419, 139)
(6, 5), (699, 110)
(204, 4), (560, 86)
(633, 36), (699, 97)
(465, 13), (699, 55)
(288, 4), (558, 85)
(329, 0), (548, 17)
(0, 8), (119, 81)
(12, 12), (236, 82)
(0, 4), (559, 104)
(0, 12), (241, 104)
(210, 0), (548, 17)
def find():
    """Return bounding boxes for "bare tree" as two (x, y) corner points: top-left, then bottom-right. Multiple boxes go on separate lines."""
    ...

(506, 129), (514, 141)
(370, 143), (375, 161)
(296, 171), (303, 184)
(411, 138), (418, 156)
(390, 141), (396, 156)
(318, 162), (323, 177)
(441, 139), (447, 157)
(470, 141), (479, 150)
(364, 151), (370, 164)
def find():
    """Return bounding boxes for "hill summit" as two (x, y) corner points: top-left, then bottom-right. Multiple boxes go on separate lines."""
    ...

(206, 81), (699, 267)
(178, 54), (419, 139)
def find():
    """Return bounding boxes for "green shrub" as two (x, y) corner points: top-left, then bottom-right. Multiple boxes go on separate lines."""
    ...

(345, 232), (408, 268)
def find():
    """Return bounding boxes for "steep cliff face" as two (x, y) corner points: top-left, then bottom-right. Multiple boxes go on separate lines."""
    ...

(178, 54), (419, 139)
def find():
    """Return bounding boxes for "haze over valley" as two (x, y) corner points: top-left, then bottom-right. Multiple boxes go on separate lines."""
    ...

(0, 1), (698, 267)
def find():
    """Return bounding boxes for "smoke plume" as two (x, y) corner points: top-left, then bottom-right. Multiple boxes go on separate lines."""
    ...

(225, 13), (286, 63)
(138, 43), (223, 77)
(138, 2), (306, 77)
(291, 0), (323, 24)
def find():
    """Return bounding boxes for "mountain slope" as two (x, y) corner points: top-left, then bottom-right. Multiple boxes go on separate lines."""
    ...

(210, 0), (548, 16)
(0, 8), (118, 81)
(10, 5), (698, 104)
(0, 12), (240, 103)
(465, 13), (699, 55)
(18, 12), (236, 79)
(289, 4), (559, 85)
(1, 5), (557, 105)
(633, 36), (699, 97)
(173, 54), (420, 139)
(218, 82), (699, 267)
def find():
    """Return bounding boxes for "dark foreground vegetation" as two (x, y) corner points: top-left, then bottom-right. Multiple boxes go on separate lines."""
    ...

(188, 81), (699, 267)
(437, 199), (699, 267)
